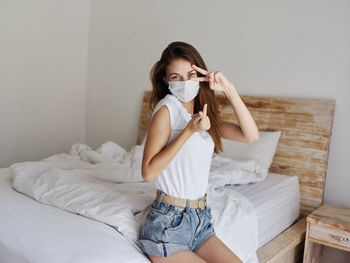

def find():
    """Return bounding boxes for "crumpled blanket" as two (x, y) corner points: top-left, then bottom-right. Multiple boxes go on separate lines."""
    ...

(10, 141), (261, 263)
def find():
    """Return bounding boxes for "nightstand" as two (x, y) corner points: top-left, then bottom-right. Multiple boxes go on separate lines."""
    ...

(303, 204), (350, 262)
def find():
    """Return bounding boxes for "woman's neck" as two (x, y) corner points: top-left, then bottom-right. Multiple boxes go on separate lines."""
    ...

(181, 100), (194, 115)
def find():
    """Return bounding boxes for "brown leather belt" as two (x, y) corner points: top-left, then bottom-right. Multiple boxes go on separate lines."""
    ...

(155, 192), (207, 210)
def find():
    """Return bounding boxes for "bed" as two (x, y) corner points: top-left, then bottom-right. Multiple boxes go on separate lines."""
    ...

(0, 91), (335, 263)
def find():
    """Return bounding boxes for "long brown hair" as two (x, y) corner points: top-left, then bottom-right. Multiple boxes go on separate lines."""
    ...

(149, 41), (223, 154)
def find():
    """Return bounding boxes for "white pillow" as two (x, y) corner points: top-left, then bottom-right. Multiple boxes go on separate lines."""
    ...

(219, 131), (281, 170)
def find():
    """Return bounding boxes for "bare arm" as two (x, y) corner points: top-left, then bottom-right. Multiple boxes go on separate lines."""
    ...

(190, 64), (259, 143)
(142, 104), (209, 182)
(219, 85), (259, 143)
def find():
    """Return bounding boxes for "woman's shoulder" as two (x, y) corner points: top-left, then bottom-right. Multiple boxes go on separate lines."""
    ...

(157, 93), (178, 105)
(153, 94), (179, 115)
(152, 94), (182, 129)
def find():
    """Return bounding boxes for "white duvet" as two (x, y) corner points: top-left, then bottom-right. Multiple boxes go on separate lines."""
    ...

(10, 141), (267, 263)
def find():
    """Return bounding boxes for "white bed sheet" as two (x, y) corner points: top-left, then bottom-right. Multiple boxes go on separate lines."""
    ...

(0, 167), (299, 262)
(0, 168), (149, 263)
(229, 172), (300, 247)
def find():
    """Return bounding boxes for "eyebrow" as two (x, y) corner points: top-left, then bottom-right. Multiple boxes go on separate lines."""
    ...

(169, 70), (196, 76)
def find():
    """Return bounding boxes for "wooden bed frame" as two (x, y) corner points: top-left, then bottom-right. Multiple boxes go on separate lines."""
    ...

(137, 91), (335, 263)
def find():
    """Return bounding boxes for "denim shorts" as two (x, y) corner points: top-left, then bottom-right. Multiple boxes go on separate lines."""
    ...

(137, 190), (216, 257)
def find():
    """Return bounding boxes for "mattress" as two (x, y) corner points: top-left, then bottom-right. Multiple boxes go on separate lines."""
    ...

(0, 168), (149, 263)
(0, 168), (299, 262)
(229, 172), (300, 247)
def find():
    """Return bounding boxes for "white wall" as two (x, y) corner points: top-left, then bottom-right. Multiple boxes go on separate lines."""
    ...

(0, 0), (90, 168)
(86, 0), (350, 207)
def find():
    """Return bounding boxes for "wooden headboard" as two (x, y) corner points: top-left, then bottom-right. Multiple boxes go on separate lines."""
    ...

(137, 91), (335, 217)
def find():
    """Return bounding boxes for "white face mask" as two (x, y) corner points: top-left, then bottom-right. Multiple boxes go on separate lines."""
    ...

(168, 79), (200, 103)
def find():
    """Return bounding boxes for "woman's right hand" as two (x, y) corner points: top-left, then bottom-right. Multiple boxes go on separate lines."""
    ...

(186, 104), (211, 133)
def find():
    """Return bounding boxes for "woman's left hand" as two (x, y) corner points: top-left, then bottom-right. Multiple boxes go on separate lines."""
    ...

(190, 64), (234, 93)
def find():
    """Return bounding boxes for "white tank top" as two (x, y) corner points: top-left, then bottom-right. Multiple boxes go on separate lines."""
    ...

(151, 94), (214, 200)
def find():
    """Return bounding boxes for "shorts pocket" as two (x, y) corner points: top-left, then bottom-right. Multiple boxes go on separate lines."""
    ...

(150, 201), (171, 215)
(164, 212), (192, 245)
(165, 212), (187, 231)
(141, 209), (171, 241)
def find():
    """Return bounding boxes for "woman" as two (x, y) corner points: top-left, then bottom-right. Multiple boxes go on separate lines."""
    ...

(138, 41), (259, 263)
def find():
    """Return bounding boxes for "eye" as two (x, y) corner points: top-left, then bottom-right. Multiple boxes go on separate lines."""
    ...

(189, 73), (197, 77)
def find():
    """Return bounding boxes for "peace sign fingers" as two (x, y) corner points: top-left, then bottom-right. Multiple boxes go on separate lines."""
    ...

(190, 64), (209, 82)
(191, 64), (208, 76)
(191, 64), (233, 93)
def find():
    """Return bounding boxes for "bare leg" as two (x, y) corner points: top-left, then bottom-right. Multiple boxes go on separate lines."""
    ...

(194, 236), (243, 263)
(148, 250), (206, 263)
